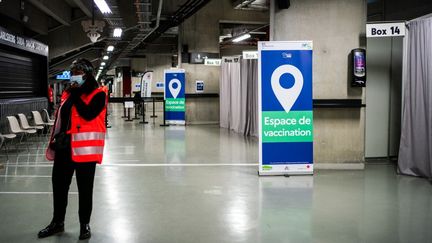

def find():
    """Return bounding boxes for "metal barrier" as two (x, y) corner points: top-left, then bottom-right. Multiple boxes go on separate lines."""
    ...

(108, 97), (164, 125)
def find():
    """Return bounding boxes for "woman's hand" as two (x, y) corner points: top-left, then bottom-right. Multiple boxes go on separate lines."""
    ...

(70, 85), (82, 101)
(70, 82), (80, 89)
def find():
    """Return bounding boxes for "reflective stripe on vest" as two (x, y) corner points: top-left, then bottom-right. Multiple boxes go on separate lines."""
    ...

(73, 146), (104, 156)
(73, 132), (105, 141)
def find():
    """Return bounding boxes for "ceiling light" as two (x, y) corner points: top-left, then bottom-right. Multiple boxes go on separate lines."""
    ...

(232, 33), (251, 43)
(94, 0), (112, 14)
(113, 28), (122, 37)
(107, 45), (114, 52)
(103, 55), (109, 60)
(101, 62), (106, 66)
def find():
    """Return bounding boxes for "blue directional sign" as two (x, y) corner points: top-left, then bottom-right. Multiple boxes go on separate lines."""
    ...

(258, 41), (314, 176)
(56, 71), (71, 80)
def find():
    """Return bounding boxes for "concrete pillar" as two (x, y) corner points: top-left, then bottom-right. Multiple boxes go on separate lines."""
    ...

(179, 0), (269, 123)
(122, 67), (131, 97)
(274, 0), (367, 166)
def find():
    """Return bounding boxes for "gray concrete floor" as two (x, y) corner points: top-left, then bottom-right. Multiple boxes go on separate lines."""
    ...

(0, 105), (431, 243)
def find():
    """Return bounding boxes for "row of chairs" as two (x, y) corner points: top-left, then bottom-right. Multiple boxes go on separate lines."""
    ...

(0, 109), (54, 160)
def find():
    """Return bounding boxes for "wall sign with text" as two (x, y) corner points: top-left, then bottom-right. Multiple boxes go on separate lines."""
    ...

(243, 51), (258, 59)
(0, 26), (48, 56)
(196, 80), (204, 92)
(366, 22), (406, 37)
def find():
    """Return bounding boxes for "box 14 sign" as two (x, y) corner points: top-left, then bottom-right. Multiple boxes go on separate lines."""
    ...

(258, 41), (314, 176)
(164, 69), (186, 125)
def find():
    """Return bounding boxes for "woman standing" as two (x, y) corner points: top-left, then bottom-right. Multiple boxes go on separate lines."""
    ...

(39, 58), (107, 240)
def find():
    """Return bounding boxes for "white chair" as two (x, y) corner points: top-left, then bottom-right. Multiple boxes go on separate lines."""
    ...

(0, 133), (17, 160)
(32, 111), (54, 135)
(18, 113), (43, 148)
(43, 109), (55, 124)
(7, 116), (37, 151)
(17, 113), (44, 132)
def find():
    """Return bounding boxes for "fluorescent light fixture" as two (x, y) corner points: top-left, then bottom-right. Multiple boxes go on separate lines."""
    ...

(113, 28), (122, 37)
(103, 55), (109, 60)
(232, 33), (251, 43)
(94, 0), (112, 14)
(99, 66), (103, 70)
(101, 62), (106, 66)
(107, 45), (114, 52)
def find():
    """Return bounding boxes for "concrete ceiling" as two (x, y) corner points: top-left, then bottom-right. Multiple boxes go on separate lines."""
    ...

(0, 0), (212, 78)
(2, 0), (432, 74)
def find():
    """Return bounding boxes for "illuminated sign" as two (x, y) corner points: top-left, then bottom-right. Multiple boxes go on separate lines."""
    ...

(56, 71), (71, 80)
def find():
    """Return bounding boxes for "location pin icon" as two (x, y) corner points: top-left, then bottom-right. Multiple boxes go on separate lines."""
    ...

(169, 79), (181, 99)
(271, 64), (303, 112)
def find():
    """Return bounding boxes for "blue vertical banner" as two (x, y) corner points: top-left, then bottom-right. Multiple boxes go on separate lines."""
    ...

(164, 69), (186, 125)
(258, 41), (314, 176)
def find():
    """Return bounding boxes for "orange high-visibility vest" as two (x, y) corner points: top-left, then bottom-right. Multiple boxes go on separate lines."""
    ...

(46, 87), (107, 163)
(68, 87), (107, 163)
(101, 85), (109, 103)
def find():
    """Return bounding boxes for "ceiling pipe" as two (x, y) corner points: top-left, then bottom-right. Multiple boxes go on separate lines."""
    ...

(131, 0), (211, 51)
(49, 44), (105, 71)
(130, 0), (163, 50)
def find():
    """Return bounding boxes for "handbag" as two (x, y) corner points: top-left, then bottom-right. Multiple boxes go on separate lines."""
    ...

(52, 113), (71, 150)
(53, 132), (70, 150)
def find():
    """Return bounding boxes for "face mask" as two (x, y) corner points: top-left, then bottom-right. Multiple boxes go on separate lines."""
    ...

(70, 75), (85, 86)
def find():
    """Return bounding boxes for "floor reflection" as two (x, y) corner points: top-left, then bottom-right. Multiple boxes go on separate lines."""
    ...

(259, 176), (313, 243)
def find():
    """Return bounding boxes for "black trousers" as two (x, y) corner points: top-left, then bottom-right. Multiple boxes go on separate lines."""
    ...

(52, 151), (96, 224)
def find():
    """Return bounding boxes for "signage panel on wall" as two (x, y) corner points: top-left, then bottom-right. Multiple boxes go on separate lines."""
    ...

(243, 51), (258, 59)
(141, 71), (153, 98)
(258, 41), (314, 176)
(366, 22), (406, 37)
(164, 69), (186, 125)
(0, 26), (49, 56)
(196, 80), (204, 92)
(156, 82), (164, 88)
(190, 52), (219, 64)
(204, 58), (222, 66)
(56, 71), (71, 80)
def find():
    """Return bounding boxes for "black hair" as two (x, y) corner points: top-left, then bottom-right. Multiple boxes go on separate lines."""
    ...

(70, 58), (94, 76)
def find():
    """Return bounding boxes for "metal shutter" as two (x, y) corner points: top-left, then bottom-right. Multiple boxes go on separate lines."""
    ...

(0, 49), (43, 98)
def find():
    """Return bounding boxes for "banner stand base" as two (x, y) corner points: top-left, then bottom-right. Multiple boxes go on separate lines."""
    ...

(258, 171), (313, 176)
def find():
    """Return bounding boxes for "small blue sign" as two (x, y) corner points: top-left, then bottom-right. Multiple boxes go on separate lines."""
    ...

(196, 80), (204, 92)
(56, 71), (71, 80)
(156, 82), (164, 88)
